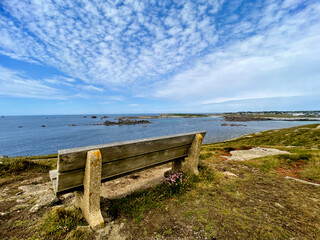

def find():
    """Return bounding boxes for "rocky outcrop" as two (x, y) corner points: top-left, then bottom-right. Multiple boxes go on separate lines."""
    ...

(221, 123), (247, 127)
(88, 119), (152, 126)
(102, 119), (151, 126)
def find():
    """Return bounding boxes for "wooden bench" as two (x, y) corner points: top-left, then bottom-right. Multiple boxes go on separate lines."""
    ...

(49, 131), (206, 230)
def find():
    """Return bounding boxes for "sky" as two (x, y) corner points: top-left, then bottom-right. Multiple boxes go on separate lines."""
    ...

(0, 0), (319, 115)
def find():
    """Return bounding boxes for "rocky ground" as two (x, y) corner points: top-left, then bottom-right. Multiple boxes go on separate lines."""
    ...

(0, 124), (319, 239)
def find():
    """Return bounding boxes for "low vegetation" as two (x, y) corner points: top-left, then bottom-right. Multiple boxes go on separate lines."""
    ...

(33, 206), (94, 240)
(0, 124), (319, 239)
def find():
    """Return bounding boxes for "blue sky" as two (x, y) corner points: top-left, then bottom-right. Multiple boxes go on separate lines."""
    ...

(0, 0), (319, 115)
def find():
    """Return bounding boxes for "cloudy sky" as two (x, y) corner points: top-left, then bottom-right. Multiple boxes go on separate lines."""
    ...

(0, 0), (319, 115)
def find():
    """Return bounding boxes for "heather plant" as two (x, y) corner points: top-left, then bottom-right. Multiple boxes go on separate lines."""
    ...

(164, 172), (190, 195)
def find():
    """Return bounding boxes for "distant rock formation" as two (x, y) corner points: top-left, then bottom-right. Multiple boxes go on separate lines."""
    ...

(221, 123), (247, 127)
(100, 116), (109, 120)
(89, 119), (152, 126)
(91, 115), (97, 119)
(103, 119), (151, 126)
(41, 125), (46, 127)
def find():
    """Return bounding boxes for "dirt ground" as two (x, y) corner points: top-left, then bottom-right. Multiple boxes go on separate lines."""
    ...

(0, 145), (319, 239)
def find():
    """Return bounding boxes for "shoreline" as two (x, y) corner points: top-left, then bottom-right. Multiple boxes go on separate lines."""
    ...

(5, 123), (320, 159)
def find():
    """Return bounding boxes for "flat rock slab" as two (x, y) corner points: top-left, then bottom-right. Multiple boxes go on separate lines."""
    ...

(227, 147), (289, 161)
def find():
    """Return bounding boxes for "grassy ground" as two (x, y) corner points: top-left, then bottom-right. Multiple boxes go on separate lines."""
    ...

(0, 124), (319, 239)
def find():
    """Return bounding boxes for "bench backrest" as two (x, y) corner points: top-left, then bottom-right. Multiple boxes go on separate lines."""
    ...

(52, 131), (206, 195)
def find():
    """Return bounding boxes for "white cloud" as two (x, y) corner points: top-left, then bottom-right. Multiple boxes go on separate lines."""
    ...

(81, 85), (104, 92)
(0, 65), (66, 99)
(0, 0), (319, 111)
(154, 1), (320, 105)
(0, 0), (222, 87)
(108, 95), (125, 101)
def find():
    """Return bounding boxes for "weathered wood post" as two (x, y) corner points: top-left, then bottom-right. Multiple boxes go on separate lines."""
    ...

(183, 133), (204, 175)
(75, 149), (104, 230)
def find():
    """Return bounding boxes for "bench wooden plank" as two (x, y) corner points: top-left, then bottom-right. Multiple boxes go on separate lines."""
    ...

(58, 131), (206, 173)
(49, 170), (58, 193)
(56, 144), (190, 193)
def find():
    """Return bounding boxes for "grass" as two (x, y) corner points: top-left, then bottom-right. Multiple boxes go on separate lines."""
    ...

(122, 160), (320, 239)
(0, 154), (57, 186)
(33, 206), (92, 240)
(108, 171), (199, 221)
(114, 124), (320, 239)
(1, 123), (319, 239)
(211, 124), (320, 149)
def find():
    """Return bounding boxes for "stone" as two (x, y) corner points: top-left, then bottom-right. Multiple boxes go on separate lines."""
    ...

(227, 147), (290, 161)
(223, 171), (238, 178)
(19, 183), (50, 196)
(75, 149), (104, 231)
(29, 194), (58, 212)
(183, 133), (204, 175)
(274, 202), (285, 209)
(96, 222), (126, 240)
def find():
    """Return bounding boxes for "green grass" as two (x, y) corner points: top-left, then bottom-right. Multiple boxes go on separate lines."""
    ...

(33, 206), (89, 240)
(108, 166), (218, 221)
(108, 172), (194, 221)
(212, 124), (320, 149)
(0, 158), (52, 176)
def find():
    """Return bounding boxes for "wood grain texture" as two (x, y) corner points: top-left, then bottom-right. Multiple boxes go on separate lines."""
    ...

(53, 131), (207, 194)
(58, 131), (206, 173)
(49, 170), (58, 193)
(56, 145), (190, 193)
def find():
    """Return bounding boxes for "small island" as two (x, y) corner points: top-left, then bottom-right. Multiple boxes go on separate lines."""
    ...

(90, 119), (152, 126)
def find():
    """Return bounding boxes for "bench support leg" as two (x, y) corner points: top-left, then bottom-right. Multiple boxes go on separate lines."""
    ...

(75, 149), (104, 230)
(184, 133), (204, 175)
(172, 157), (184, 172)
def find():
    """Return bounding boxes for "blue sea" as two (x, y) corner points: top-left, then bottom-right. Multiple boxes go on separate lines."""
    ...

(0, 114), (319, 157)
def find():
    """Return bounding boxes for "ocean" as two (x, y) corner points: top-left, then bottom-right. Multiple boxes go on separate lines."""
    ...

(0, 114), (319, 157)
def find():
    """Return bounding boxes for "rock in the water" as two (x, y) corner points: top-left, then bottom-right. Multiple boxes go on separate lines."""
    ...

(221, 123), (247, 127)
(90, 119), (152, 126)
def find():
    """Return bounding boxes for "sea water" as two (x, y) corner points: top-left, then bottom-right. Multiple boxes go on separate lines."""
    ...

(0, 114), (319, 157)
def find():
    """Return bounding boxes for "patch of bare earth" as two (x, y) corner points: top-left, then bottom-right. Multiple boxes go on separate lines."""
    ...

(0, 172), (59, 239)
